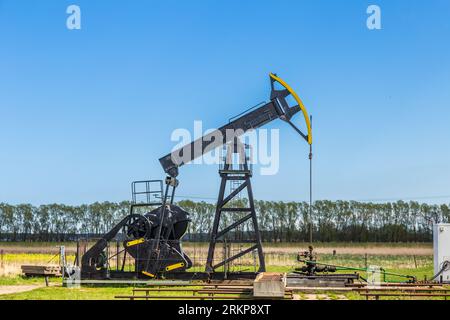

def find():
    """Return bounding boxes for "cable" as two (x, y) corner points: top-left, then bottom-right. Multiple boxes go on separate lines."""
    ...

(309, 115), (313, 244)
(430, 260), (450, 282)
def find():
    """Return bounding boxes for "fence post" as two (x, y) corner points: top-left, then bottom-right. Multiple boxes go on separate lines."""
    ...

(364, 253), (368, 269)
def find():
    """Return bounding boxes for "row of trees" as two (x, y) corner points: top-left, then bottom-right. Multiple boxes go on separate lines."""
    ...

(0, 200), (448, 242)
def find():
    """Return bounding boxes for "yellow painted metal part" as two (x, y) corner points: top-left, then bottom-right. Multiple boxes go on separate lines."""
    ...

(165, 262), (185, 272)
(269, 73), (312, 145)
(126, 237), (145, 247)
(142, 271), (155, 278)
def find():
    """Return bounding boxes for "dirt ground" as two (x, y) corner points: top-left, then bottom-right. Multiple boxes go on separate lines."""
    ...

(0, 285), (42, 295)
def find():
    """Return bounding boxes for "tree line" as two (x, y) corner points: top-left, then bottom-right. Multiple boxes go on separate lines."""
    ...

(0, 200), (448, 242)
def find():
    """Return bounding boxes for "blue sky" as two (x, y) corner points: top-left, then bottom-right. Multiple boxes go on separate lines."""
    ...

(1, 0), (449, 205)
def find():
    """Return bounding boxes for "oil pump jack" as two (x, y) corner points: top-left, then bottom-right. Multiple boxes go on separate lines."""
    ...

(81, 73), (312, 280)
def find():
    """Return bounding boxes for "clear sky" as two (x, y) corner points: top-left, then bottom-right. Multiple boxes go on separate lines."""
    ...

(1, 0), (450, 205)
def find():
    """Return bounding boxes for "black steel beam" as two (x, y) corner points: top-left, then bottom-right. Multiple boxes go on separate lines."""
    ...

(159, 102), (301, 177)
(216, 213), (253, 239)
(221, 181), (248, 207)
(213, 245), (259, 270)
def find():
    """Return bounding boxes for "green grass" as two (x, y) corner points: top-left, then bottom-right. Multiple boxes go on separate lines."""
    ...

(344, 291), (363, 300)
(0, 286), (137, 300)
(0, 276), (60, 286)
(0, 283), (215, 300)
(0, 263), (436, 300)
(0, 243), (438, 300)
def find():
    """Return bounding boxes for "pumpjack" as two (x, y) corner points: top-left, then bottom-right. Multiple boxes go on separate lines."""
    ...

(81, 73), (312, 280)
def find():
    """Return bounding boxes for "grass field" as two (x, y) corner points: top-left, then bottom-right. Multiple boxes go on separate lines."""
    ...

(0, 242), (440, 300)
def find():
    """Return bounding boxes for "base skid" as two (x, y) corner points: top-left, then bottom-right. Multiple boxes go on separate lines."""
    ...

(81, 270), (259, 282)
(287, 273), (359, 288)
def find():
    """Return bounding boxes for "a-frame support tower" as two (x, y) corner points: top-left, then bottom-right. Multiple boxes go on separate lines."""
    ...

(205, 140), (266, 273)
